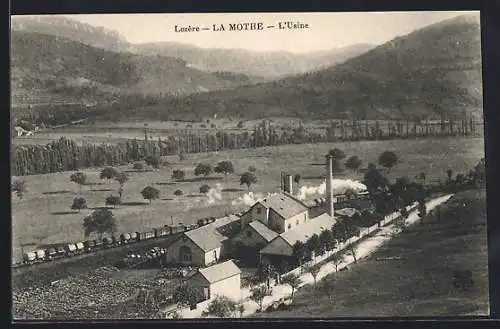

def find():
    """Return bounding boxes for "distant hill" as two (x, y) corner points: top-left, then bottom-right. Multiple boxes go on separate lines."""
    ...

(11, 15), (133, 52)
(10, 31), (264, 111)
(132, 42), (375, 78)
(136, 14), (482, 121)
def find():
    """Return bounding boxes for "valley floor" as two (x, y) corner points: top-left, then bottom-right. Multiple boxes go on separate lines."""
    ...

(11, 138), (484, 262)
(252, 189), (489, 318)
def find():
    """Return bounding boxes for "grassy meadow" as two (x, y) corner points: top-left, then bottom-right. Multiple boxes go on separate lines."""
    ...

(253, 189), (489, 317)
(11, 137), (484, 261)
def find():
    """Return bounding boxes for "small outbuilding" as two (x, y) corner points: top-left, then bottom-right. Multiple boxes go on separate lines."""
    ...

(187, 259), (242, 302)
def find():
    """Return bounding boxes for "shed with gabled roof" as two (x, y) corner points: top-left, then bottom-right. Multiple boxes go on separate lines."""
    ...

(187, 260), (242, 302)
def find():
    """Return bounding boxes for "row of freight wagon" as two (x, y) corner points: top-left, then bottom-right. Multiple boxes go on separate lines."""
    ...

(21, 217), (218, 266)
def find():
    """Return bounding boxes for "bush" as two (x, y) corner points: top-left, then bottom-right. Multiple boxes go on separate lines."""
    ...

(194, 163), (213, 177)
(174, 189), (183, 196)
(248, 166), (256, 173)
(172, 170), (185, 181)
(105, 195), (121, 208)
(200, 185), (211, 194)
(133, 162), (144, 170)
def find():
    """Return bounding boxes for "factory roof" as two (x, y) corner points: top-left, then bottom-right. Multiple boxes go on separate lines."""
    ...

(257, 192), (308, 219)
(195, 260), (241, 284)
(248, 221), (279, 242)
(179, 214), (241, 252)
(279, 213), (337, 246)
(335, 208), (361, 218)
(183, 225), (228, 252)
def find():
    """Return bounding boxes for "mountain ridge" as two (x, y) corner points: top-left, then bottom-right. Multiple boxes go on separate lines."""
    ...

(132, 14), (482, 122)
(132, 41), (375, 78)
(10, 30), (265, 110)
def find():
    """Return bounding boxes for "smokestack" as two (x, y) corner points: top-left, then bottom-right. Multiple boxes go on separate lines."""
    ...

(326, 155), (334, 217)
(283, 173), (293, 194)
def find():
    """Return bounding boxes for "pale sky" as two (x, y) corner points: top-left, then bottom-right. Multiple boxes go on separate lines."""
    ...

(61, 11), (476, 53)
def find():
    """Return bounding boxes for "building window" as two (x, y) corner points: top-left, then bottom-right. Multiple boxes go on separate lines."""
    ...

(296, 219), (299, 225)
(179, 246), (192, 262)
(288, 224), (291, 230)
(213, 250), (218, 260)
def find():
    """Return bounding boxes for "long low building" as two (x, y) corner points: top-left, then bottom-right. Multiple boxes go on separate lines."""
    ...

(165, 215), (240, 267)
(259, 212), (337, 273)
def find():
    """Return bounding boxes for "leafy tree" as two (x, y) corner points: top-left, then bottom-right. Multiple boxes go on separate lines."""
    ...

(292, 241), (309, 266)
(237, 304), (245, 318)
(70, 171), (87, 193)
(294, 174), (301, 184)
(392, 215), (407, 235)
(145, 155), (161, 169)
(363, 163), (389, 195)
(173, 283), (204, 308)
(248, 166), (257, 173)
(400, 207), (409, 219)
(100, 167), (118, 182)
(170, 310), (183, 319)
(240, 172), (258, 190)
(133, 162), (144, 171)
(307, 233), (323, 256)
(174, 189), (183, 196)
(200, 184), (211, 194)
(250, 286), (268, 312)
(473, 157), (486, 187)
(115, 172), (128, 198)
(446, 169), (453, 181)
(418, 200), (427, 220)
(305, 263), (322, 286)
(331, 252), (344, 272)
(194, 163), (213, 177)
(319, 229), (335, 253)
(105, 195), (121, 208)
(214, 161), (234, 176)
(345, 156), (362, 173)
(260, 262), (278, 290)
(345, 245), (358, 264)
(202, 295), (237, 318)
(328, 148), (346, 160)
(455, 173), (467, 187)
(141, 186), (160, 204)
(378, 151), (398, 172)
(83, 208), (116, 240)
(281, 273), (302, 300)
(12, 178), (27, 199)
(172, 169), (185, 181)
(71, 197), (87, 212)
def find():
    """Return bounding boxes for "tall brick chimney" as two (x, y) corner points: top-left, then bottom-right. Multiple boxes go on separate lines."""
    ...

(326, 154), (335, 217)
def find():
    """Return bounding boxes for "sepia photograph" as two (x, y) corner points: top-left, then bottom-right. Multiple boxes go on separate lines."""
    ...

(10, 11), (488, 320)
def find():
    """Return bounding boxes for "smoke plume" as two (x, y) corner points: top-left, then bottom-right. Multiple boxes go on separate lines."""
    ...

(295, 179), (367, 201)
(231, 191), (279, 207)
(206, 183), (223, 205)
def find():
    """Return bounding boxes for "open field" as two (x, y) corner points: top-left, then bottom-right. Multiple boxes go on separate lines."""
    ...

(252, 189), (489, 317)
(12, 137), (484, 261)
(11, 118), (484, 146)
(12, 118), (315, 145)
